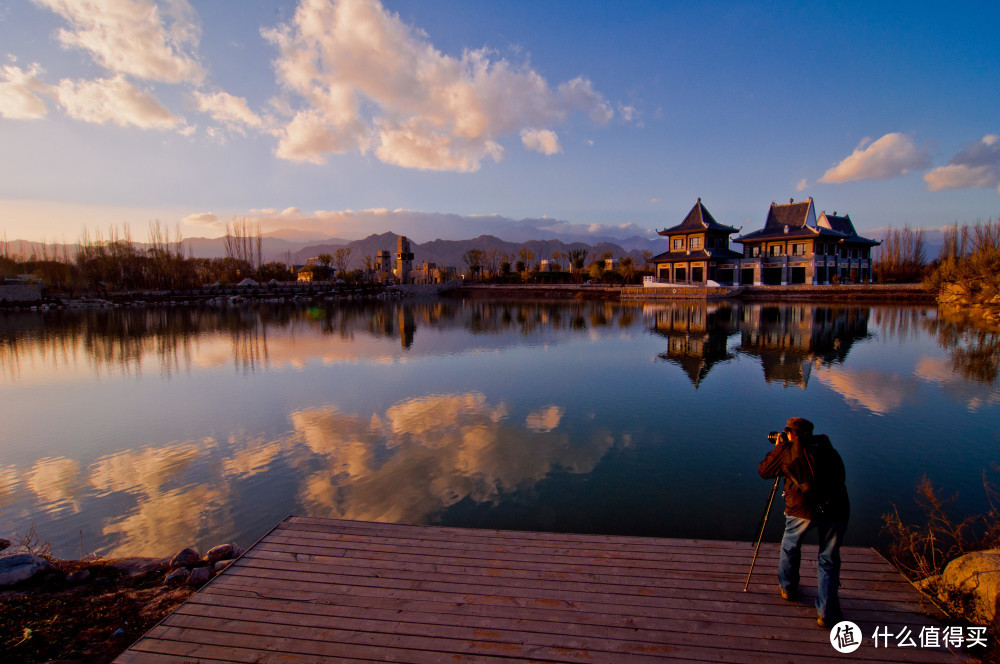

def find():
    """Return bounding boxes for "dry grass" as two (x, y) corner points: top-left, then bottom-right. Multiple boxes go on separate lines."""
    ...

(881, 468), (1000, 662)
(1, 557), (192, 663)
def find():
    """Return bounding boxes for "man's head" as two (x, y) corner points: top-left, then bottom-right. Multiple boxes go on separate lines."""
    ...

(785, 417), (814, 440)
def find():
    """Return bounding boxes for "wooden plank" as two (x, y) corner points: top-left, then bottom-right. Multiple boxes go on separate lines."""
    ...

(115, 517), (972, 664)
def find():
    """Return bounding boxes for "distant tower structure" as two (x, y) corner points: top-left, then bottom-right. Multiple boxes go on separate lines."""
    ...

(395, 236), (414, 283)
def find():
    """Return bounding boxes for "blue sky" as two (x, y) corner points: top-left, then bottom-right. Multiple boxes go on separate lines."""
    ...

(1, 0), (998, 244)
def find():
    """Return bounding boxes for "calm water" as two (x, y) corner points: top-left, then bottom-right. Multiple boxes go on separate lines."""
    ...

(1, 299), (997, 559)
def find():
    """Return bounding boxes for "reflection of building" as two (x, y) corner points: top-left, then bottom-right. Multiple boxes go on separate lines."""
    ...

(736, 305), (871, 387)
(398, 305), (415, 349)
(649, 303), (739, 388)
(648, 302), (871, 387)
(650, 197), (880, 286)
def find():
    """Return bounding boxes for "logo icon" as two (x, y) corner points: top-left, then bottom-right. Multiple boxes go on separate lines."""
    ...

(829, 620), (862, 653)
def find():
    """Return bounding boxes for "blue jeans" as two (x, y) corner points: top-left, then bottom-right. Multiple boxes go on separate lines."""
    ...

(778, 514), (847, 620)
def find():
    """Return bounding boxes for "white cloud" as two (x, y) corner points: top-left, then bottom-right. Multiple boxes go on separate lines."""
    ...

(819, 132), (931, 183)
(262, 0), (612, 171)
(194, 90), (266, 134)
(33, 0), (204, 84)
(795, 178), (809, 192)
(55, 75), (183, 129)
(182, 211), (220, 228)
(0, 62), (49, 119)
(924, 134), (1000, 194)
(520, 128), (561, 155)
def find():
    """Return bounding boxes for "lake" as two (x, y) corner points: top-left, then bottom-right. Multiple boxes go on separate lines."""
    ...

(1, 298), (997, 559)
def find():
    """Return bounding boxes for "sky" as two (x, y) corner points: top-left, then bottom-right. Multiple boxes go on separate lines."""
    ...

(1, 0), (998, 245)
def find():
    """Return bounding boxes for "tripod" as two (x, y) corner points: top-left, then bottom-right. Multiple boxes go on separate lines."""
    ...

(743, 474), (781, 591)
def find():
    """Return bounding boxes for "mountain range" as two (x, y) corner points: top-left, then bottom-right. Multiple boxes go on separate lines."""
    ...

(5, 227), (950, 270)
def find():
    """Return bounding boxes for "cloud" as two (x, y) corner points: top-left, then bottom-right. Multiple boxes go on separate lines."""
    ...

(33, 0), (204, 84)
(262, 0), (611, 171)
(924, 134), (1000, 193)
(194, 90), (266, 134)
(520, 128), (561, 155)
(819, 132), (931, 183)
(55, 75), (184, 129)
(795, 178), (809, 192)
(181, 211), (221, 228)
(0, 62), (49, 119)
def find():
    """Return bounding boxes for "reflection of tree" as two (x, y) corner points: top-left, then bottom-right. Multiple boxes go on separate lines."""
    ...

(290, 393), (616, 525)
(919, 307), (1000, 385)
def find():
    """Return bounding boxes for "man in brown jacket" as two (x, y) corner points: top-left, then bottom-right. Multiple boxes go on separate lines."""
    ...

(759, 417), (850, 628)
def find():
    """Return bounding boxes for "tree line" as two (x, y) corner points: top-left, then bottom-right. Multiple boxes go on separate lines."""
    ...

(460, 247), (651, 283)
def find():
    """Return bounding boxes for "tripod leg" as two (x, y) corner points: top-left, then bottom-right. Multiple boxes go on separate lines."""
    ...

(744, 475), (781, 591)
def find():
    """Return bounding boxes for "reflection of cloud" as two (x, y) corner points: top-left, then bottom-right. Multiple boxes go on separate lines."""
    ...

(25, 457), (84, 512)
(526, 405), (564, 432)
(89, 442), (203, 495)
(0, 465), (20, 509)
(293, 393), (614, 524)
(101, 484), (227, 557)
(221, 439), (288, 479)
(915, 356), (1000, 412)
(292, 408), (379, 479)
(814, 367), (912, 415)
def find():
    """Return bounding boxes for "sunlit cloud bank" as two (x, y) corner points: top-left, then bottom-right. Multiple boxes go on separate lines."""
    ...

(924, 135), (1000, 194)
(0, 62), (49, 119)
(181, 206), (655, 242)
(819, 133), (931, 183)
(262, 0), (612, 170)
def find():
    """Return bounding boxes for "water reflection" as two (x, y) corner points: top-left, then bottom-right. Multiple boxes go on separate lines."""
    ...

(2, 299), (998, 557)
(648, 303), (871, 388)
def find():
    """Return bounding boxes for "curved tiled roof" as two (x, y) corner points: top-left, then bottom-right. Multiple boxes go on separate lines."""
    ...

(658, 199), (740, 235)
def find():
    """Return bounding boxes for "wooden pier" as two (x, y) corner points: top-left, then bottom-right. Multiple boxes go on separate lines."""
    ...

(115, 516), (973, 663)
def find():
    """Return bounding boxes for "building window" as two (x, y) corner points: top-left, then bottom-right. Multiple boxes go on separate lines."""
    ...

(792, 243), (806, 256)
(769, 245), (783, 256)
(675, 267), (687, 282)
(751, 246), (761, 257)
(690, 237), (702, 249)
(673, 238), (684, 250)
(691, 266), (704, 282)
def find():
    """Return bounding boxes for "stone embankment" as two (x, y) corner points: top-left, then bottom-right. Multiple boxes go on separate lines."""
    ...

(937, 283), (1000, 330)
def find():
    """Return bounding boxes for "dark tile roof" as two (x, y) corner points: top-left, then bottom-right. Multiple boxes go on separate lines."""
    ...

(763, 199), (814, 231)
(658, 199), (740, 235)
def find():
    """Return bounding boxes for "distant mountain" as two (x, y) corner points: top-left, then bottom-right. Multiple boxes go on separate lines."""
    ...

(292, 233), (670, 270)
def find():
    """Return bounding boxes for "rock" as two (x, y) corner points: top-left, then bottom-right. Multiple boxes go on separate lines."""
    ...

(67, 569), (91, 584)
(205, 543), (243, 564)
(164, 567), (190, 585)
(0, 538), (10, 552)
(169, 547), (201, 570)
(0, 553), (54, 587)
(187, 566), (212, 586)
(213, 559), (233, 572)
(939, 548), (1000, 623)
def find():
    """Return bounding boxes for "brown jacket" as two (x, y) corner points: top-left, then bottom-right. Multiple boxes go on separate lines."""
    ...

(759, 434), (850, 522)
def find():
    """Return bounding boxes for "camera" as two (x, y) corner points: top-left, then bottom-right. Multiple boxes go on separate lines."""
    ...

(768, 429), (790, 445)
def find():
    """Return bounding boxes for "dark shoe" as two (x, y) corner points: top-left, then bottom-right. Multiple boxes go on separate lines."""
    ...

(780, 587), (797, 601)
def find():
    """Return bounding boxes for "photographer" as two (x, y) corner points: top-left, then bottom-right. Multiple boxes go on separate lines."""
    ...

(758, 417), (850, 628)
